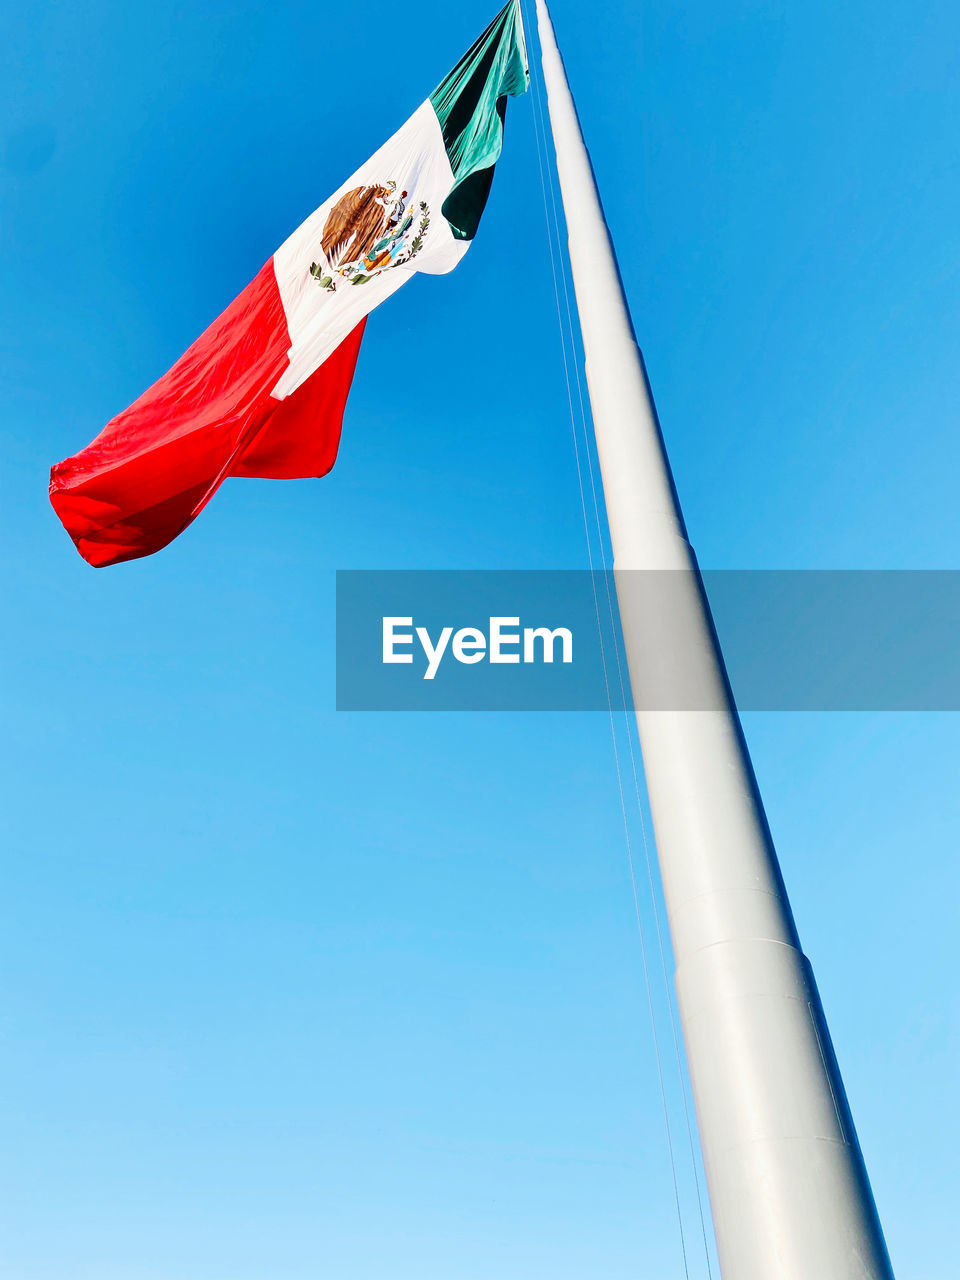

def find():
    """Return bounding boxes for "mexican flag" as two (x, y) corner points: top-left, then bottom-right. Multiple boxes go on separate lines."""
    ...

(50, 2), (528, 567)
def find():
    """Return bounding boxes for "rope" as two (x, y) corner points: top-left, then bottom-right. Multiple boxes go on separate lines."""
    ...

(623, 725), (716, 1278)
(530, 94), (715, 1266)
(520, 4), (698, 1273)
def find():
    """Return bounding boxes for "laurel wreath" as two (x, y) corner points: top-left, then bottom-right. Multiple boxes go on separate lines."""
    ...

(392, 201), (431, 269)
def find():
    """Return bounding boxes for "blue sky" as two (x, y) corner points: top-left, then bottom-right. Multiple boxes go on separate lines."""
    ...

(2, 1), (958, 1276)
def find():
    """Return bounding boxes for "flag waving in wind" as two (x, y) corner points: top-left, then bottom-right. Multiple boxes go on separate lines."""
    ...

(50, 3), (528, 567)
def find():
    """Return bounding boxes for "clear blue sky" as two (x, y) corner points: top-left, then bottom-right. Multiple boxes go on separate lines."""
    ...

(2, 1), (958, 1277)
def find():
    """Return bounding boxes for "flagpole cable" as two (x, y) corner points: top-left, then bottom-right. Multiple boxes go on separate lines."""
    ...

(523, 26), (716, 1269)
(521, 3), (693, 1272)
(521, 4), (715, 1274)
(528, 46), (716, 1280)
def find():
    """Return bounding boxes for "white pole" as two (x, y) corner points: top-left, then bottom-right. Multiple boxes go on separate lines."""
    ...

(532, 3), (895, 1277)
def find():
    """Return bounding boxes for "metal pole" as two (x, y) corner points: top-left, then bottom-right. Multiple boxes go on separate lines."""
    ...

(532, 3), (894, 1276)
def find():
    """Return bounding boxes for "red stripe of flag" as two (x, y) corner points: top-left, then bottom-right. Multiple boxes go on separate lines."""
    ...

(49, 261), (364, 568)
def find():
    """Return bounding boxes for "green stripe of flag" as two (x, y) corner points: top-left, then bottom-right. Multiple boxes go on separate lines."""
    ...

(430, 0), (529, 241)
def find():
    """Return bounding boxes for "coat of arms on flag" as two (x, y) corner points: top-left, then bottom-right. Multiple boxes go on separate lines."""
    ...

(309, 184), (431, 290)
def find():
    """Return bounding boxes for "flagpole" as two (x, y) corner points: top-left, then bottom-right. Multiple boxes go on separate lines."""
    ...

(531, 3), (894, 1276)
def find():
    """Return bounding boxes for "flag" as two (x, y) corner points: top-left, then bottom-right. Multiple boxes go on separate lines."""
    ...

(50, 2), (528, 567)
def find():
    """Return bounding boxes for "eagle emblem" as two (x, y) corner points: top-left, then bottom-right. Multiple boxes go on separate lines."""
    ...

(310, 181), (430, 291)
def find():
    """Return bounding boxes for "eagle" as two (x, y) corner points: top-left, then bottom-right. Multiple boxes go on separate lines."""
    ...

(321, 182), (407, 270)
